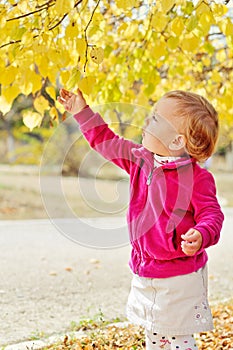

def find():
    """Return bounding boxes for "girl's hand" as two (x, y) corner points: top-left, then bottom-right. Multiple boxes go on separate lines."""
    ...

(181, 229), (203, 256)
(58, 88), (87, 114)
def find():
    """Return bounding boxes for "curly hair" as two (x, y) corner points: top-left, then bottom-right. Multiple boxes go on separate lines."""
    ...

(163, 90), (219, 162)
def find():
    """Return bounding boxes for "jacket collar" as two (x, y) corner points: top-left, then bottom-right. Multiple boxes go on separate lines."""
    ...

(131, 146), (196, 169)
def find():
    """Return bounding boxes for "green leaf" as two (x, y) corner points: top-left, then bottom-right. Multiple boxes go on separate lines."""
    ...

(67, 67), (81, 90)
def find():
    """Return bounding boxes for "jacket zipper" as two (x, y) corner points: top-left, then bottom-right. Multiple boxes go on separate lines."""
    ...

(146, 167), (156, 185)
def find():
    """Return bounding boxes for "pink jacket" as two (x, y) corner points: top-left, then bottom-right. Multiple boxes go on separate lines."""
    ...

(74, 107), (224, 278)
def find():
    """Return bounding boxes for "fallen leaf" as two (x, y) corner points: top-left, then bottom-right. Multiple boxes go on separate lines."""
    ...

(89, 259), (100, 264)
(49, 271), (57, 276)
(65, 267), (73, 272)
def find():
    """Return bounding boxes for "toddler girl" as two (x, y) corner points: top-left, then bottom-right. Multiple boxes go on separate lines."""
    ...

(58, 88), (224, 350)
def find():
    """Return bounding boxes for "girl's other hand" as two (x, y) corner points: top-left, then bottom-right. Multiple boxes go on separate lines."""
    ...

(181, 229), (203, 256)
(58, 88), (87, 115)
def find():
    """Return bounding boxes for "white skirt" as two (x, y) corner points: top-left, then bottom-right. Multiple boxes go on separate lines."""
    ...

(126, 264), (213, 335)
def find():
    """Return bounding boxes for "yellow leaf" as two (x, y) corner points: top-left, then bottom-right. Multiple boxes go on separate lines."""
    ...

(21, 82), (33, 96)
(202, 57), (211, 66)
(66, 21), (79, 39)
(195, 1), (210, 17)
(144, 83), (155, 96)
(21, 31), (34, 46)
(79, 76), (96, 95)
(198, 12), (214, 35)
(90, 47), (104, 64)
(212, 3), (228, 19)
(186, 15), (198, 32)
(31, 71), (42, 94)
(124, 22), (138, 37)
(115, 0), (138, 10)
(0, 96), (11, 114)
(37, 32), (52, 47)
(67, 67), (81, 90)
(212, 71), (222, 83)
(76, 38), (86, 57)
(0, 66), (18, 85)
(50, 48), (70, 67)
(225, 19), (233, 37)
(88, 24), (99, 37)
(23, 111), (43, 131)
(10, 26), (27, 41)
(136, 93), (149, 106)
(161, 0), (175, 13)
(49, 106), (59, 123)
(47, 69), (58, 86)
(0, 16), (6, 28)
(46, 86), (57, 101)
(151, 13), (168, 32)
(18, 0), (28, 13)
(150, 41), (167, 59)
(54, 0), (74, 16)
(37, 56), (49, 77)
(60, 70), (70, 85)
(167, 36), (179, 50)
(118, 22), (127, 34)
(34, 95), (49, 115)
(2, 85), (21, 104)
(182, 35), (199, 52)
(171, 17), (184, 36)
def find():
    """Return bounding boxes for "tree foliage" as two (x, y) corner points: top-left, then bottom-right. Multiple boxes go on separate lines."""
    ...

(0, 0), (233, 144)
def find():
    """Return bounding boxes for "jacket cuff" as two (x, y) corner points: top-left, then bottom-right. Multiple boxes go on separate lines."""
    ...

(194, 226), (211, 250)
(73, 106), (106, 132)
(74, 105), (94, 123)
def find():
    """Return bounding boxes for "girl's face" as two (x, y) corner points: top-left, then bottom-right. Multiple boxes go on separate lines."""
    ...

(142, 97), (184, 156)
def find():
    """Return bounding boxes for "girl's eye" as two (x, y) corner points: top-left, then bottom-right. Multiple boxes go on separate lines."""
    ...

(152, 115), (158, 122)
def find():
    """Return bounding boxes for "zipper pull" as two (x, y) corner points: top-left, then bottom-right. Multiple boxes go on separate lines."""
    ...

(146, 170), (153, 185)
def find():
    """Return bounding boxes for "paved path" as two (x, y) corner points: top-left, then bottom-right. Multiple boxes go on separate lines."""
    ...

(0, 208), (232, 346)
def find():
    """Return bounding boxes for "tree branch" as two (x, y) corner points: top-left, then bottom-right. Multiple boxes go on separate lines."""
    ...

(7, 1), (55, 22)
(0, 0), (83, 49)
(36, 0), (54, 9)
(48, 12), (69, 31)
(0, 40), (21, 49)
(83, 0), (101, 72)
(48, 0), (83, 31)
(6, 0), (81, 25)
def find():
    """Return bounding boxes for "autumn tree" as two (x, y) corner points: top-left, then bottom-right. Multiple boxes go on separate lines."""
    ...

(0, 0), (232, 145)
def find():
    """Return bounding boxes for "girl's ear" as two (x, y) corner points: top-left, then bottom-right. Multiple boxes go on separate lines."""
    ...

(168, 135), (186, 151)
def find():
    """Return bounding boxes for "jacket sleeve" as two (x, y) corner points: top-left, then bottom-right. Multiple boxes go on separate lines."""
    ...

(73, 106), (139, 174)
(191, 169), (224, 249)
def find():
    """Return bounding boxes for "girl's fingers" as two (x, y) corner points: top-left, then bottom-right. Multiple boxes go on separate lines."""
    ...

(181, 229), (199, 242)
(181, 229), (195, 238)
(60, 89), (67, 98)
(60, 89), (73, 99)
(57, 96), (64, 104)
(57, 96), (66, 105)
(181, 241), (197, 256)
(57, 96), (72, 112)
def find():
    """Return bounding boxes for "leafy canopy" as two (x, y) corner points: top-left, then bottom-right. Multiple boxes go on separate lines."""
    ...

(0, 0), (233, 143)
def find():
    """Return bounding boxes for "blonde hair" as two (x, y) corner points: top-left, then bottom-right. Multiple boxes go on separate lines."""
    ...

(164, 90), (219, 162)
